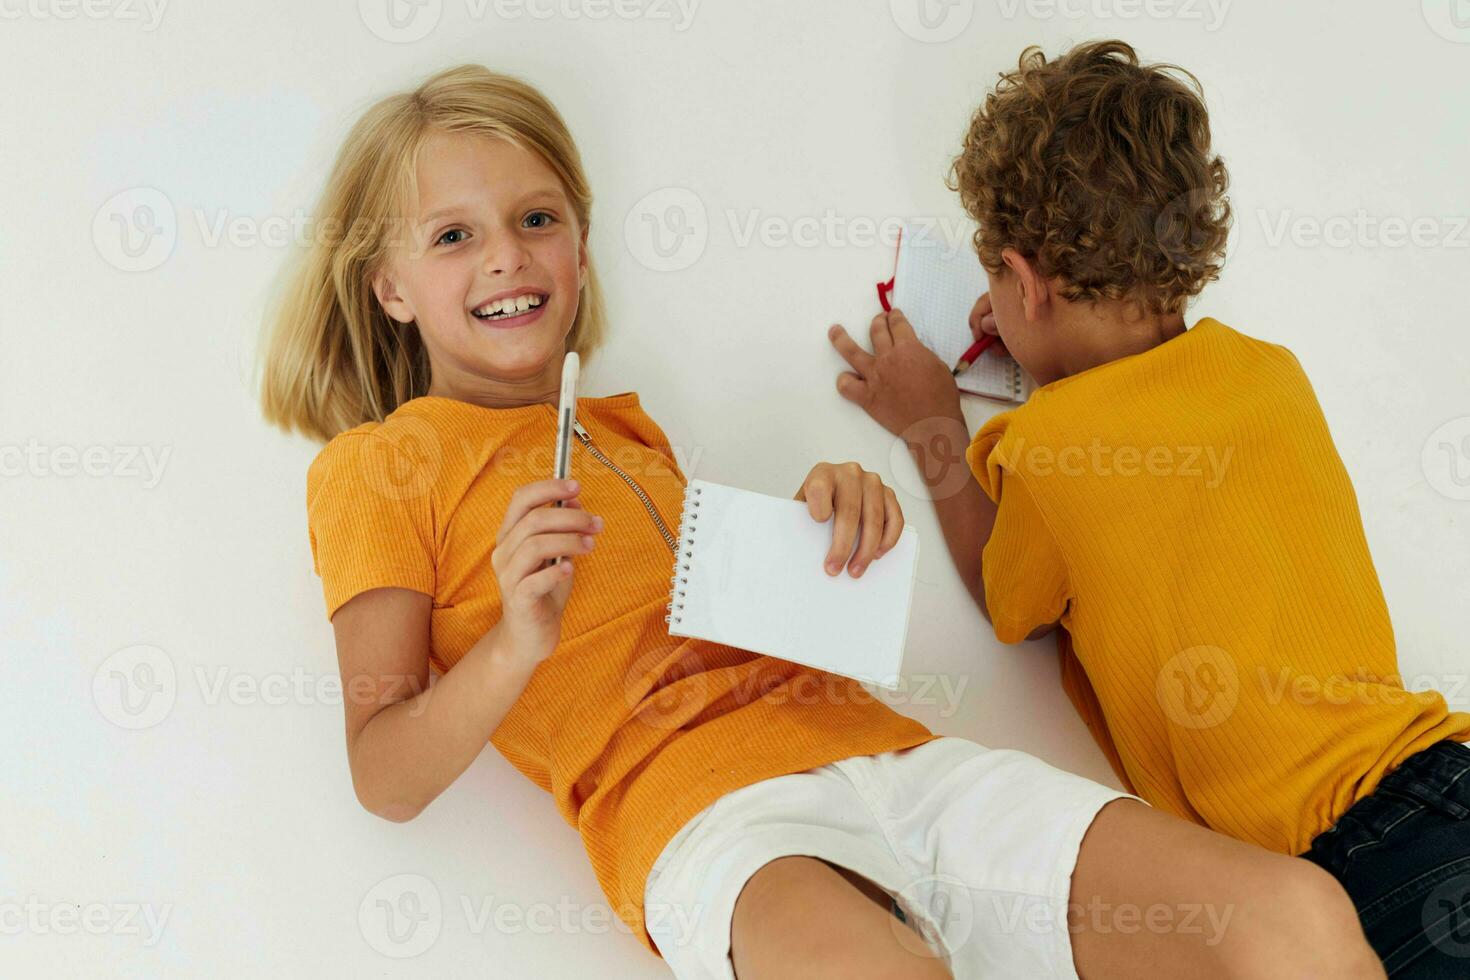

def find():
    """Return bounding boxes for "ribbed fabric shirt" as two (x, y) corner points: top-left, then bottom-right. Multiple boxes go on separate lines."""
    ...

(966, 317), (1470, 854)
(306, 392), (939, 956)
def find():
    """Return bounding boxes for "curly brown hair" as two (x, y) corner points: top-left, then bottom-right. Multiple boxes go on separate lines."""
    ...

(949, 39), (1231, 317)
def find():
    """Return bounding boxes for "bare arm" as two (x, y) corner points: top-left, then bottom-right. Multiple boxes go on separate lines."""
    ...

(331, 478), (600, 823)
(331, 589), (537, 822)
(905, 422), (1060, 639)
(900, 414), (997, 619)
(828, 306), (1059, 637)
(911, 446), (1064, 640)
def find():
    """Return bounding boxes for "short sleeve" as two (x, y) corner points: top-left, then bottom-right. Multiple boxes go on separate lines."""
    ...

(306, 430), (437, 621)
(979, 467), (1071, 644)
(966, 408), (1014, 503)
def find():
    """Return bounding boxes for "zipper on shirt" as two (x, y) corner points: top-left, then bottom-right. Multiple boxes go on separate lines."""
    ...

(571, 418), (678, 554)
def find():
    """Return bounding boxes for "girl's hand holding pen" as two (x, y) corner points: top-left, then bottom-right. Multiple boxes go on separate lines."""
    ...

(829, 307), (964, 439)
(490, 478), (604, 666)
(794, 461), (904, 579)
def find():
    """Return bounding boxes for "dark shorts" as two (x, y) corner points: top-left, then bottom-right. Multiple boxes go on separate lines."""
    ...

(1301, 739), (1470, 978)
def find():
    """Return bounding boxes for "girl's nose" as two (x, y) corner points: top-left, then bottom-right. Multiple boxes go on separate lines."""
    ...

(483, 235), (532, 276)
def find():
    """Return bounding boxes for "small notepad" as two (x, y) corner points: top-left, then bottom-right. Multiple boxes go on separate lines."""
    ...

(664, 480), (921, 690)
(884, 220), (1035, 403)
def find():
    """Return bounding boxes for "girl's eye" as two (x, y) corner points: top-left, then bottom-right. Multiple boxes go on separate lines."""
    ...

(524, 211), (555, 229)
(436, 228), (467, 246)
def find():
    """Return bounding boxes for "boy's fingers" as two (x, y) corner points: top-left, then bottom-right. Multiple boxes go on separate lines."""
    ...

(828, 324), (875, 375)
(869, 312), (894, 354)
(835, 371), (870, 405)
(887, 311), (918, 345)
(848, 472), (885, 576)
(968, 292), (993, 341)
(825, 469), (860, 575)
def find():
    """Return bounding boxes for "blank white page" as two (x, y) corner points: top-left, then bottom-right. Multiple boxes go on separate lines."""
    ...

(666, 480), (920, 690)
(892, 221), (1027, 401)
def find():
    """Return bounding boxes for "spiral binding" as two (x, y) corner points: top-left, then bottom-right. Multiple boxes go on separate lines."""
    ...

(663, 484), (702, 626)
(1007, 359), (1023, 400)
(965, 352), (1025, 401)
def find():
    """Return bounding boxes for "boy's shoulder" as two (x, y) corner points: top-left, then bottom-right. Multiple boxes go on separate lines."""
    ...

(975, 316), (1312, 448)
(1200, 317), (1302, 364)
(1035, 316), (1306, 409)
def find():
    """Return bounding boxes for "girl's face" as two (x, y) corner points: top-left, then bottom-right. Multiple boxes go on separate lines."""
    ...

(372, 130), (587, 400)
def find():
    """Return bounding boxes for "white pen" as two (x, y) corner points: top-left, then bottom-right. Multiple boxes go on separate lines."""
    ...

(550, 352), (580, 562)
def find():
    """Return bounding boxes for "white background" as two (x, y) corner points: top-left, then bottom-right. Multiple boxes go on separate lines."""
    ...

(4, 1), (1469, 976)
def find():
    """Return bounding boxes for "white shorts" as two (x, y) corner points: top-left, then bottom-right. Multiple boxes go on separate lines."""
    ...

(642, 736), (1138, 979)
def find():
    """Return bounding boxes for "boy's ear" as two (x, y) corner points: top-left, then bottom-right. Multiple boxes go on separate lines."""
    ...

(372, 269), (414, 324)
(1000, 248), (1048, 322)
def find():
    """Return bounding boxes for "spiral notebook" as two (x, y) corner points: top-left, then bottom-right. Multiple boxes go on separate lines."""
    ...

(664, 480), (921, 690)
(877, 220), (1035, 403)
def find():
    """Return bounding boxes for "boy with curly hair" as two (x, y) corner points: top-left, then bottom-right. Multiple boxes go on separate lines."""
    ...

(830, 39), (1470, 976)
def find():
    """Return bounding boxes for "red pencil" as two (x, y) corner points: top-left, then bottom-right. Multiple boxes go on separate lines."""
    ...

(951, 334), (997, 376)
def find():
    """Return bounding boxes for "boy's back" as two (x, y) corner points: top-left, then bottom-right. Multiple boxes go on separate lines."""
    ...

(967, 315), (1470, 853)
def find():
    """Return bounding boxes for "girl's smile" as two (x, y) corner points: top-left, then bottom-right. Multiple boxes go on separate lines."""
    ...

(470, 289), (550, 330)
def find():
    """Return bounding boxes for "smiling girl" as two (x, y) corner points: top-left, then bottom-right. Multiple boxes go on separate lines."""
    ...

(256, 64), (1382, 979)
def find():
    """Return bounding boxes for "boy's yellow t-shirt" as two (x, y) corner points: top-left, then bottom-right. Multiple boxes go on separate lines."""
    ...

(967, 317), (1470, 854)
(306, 393), (939, 956)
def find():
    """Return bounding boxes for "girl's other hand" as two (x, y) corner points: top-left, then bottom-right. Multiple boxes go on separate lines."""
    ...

(829, 308), (964, 439)
(490, 479), (604, 666)
(794, 461), (904, 579)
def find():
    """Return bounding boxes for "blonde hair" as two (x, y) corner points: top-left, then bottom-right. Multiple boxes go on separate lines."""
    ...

(256, 64), (606, 444)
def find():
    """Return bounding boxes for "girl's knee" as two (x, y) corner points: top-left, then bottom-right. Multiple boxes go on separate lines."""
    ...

(1220, 859), (1383, 979)
(730, 857), (953, 980)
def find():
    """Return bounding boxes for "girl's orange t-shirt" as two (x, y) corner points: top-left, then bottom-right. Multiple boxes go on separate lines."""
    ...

(306, 392), (940, 956)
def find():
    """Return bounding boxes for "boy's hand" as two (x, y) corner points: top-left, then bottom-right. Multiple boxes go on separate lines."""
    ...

(829, 308), (965, 438)
(794, 461), (903, 578)
(967, 292), (1008, 358)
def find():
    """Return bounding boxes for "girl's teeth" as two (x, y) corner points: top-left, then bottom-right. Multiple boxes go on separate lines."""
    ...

(475, 294), (543, 317)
